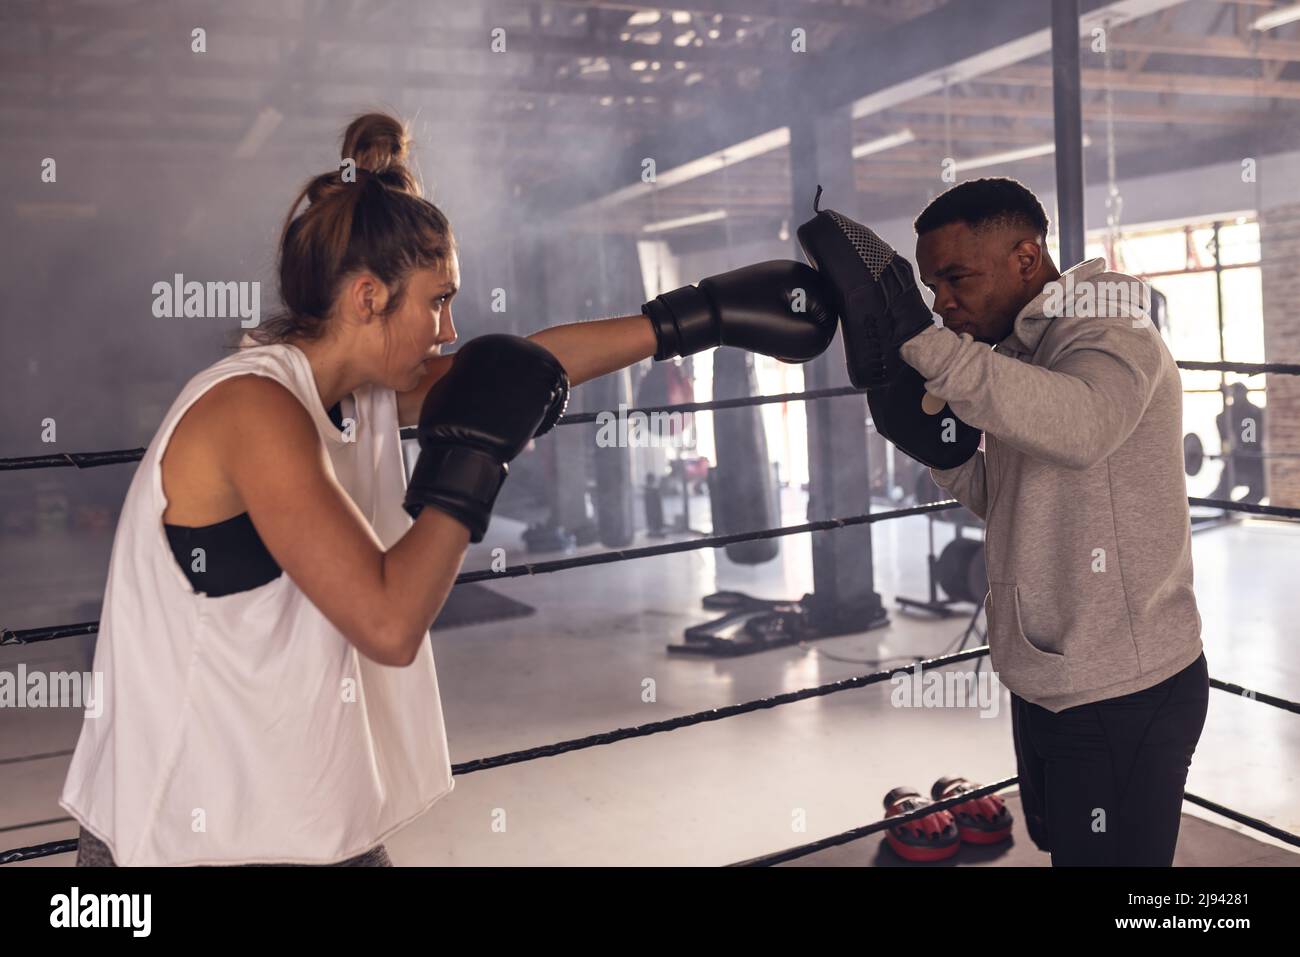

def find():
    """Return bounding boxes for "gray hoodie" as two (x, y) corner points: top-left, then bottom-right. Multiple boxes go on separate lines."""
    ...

(900, 257), (1203, 713)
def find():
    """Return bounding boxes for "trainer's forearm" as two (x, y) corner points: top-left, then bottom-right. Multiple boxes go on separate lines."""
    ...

(527, 314), (657, 387)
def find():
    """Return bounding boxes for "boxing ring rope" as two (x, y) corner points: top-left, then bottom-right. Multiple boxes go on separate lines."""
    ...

(0, 386), (862, 472)
(3, 356), (1297, 474)
(5, 493), (1300, 647)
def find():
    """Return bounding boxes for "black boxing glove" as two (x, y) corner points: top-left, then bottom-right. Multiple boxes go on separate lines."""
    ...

(404, 335), (570, 541)
(642, 260), (837, 363)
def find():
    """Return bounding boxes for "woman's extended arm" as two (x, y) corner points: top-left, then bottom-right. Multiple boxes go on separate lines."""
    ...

(527, 314), (656, 387)
(398, 314), (656, 426)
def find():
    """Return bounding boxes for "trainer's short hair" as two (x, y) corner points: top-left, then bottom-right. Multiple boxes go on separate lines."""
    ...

(914, 177), (1049, 238)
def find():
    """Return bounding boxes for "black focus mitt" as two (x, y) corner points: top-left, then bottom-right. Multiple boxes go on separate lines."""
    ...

(796, 187), (933, 389)
(869, 361), (981, 470)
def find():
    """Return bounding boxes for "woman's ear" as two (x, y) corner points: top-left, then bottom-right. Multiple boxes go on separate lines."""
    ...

(346, 272), (388, 323)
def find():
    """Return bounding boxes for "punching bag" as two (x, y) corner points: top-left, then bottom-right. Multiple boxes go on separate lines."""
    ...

(710, 348), (778, 564)
(589, 367), (636, 547)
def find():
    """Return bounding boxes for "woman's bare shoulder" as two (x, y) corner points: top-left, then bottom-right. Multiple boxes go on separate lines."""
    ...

(163, 374), (318, 523)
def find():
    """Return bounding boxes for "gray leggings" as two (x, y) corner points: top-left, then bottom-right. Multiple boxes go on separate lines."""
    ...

(75, 827), (393, 867)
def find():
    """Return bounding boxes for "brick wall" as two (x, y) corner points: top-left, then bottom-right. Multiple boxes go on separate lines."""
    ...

(1259, 203), (1300, 506)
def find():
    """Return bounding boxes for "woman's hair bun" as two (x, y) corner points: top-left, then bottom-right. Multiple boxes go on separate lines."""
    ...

(304, 170), (346, 205)
(340, 112), (420, 195)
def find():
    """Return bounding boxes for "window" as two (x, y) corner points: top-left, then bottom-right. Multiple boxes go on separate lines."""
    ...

(1083, 217), (1265, 500)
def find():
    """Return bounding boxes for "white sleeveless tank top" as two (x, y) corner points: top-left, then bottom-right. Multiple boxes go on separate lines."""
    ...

(59, 340), (454, 865)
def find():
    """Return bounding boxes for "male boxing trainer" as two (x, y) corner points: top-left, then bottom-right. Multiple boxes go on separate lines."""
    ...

(799, 177), (1209, 867)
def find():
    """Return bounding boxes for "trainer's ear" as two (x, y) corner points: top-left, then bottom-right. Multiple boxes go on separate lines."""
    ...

(1013, 238), (1044, 282)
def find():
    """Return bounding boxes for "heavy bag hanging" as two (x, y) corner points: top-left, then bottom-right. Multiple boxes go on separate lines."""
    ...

(710, 347), (778, 565)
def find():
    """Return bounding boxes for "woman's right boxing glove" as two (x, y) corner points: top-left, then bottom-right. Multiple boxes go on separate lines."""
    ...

(403, 334), (570, 541)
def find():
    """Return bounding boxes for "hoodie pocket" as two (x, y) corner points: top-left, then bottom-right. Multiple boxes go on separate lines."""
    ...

(985, 581), (1071, 697)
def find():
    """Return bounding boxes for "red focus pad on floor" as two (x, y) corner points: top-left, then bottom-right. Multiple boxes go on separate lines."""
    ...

(931, 776), (1014, 845)
(883, 786), (961, 862)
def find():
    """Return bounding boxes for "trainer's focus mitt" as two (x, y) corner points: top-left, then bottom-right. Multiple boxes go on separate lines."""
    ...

(796, 187), (933, 389)
(869, 361), (981, 470)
